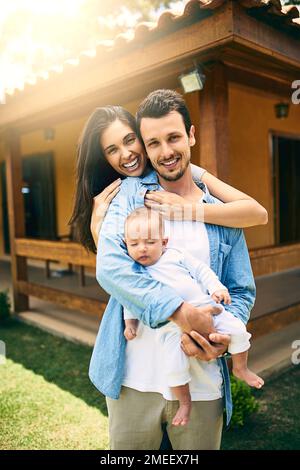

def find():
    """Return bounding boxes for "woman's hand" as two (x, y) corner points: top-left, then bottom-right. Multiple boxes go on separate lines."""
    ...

(144, 190), (195, 221)
(90, 179), (121, 246)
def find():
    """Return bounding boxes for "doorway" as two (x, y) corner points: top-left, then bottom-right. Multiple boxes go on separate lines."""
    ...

(272, 135), (300, 245)
(0, 152), (57, 254)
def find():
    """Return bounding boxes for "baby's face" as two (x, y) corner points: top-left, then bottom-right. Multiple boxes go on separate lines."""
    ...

(125, 217), (167, 267)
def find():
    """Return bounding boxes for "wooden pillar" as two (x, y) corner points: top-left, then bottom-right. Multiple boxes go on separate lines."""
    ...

(5, 129), (29, 312)
(199, 62), (230, 182)
(185, 91), (201, 166)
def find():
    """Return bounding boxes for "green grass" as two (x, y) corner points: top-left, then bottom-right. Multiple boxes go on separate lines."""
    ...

(0, 318), (108, 450)
(222, 365), (300, 450)
(1, 318), (299, 450)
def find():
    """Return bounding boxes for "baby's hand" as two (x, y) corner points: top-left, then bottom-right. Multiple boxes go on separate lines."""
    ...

(124, 319), (139, 341)
(211, 289), (231, 305)
(124, 326), (137, 341)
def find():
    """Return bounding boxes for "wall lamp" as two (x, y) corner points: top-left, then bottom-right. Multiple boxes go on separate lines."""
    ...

(274, 102), (289, 119)
(179, 67), (206, 94)
(44, 128), (55, 141)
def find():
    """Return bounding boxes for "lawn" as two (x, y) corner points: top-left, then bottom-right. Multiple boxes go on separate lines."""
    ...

(222, 365), (300, 450)
(0, 318), (299, 450)
(0, 318), (108, 450)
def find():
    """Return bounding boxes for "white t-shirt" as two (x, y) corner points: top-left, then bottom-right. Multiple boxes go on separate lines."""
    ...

(122, 196), (223, 401)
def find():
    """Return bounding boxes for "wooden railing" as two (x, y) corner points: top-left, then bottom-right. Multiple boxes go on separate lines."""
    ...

(16, 239), (300, 277)
(13, 239), (300, 328)
(14, 238), (106, 318)
(249, 242), (300, 277)
(15, 238), (96, 268)
(248, 243), (300, 338)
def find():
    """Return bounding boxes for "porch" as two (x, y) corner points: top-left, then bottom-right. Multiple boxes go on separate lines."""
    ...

(1, 258), (299, 379)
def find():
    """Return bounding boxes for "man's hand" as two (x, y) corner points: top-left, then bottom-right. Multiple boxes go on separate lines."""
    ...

(169, 302), (222, 337)
(181, 331), (230, 361)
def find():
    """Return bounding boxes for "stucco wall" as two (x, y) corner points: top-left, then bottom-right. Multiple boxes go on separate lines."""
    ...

(1, 83), (300, 259)
(228, 83), (300, 249)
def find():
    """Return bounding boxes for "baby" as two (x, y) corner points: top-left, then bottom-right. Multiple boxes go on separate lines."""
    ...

(123, 207), (264, 427)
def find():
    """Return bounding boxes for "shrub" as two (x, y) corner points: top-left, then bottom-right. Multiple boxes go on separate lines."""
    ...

(230, 375), (259, 427)
(0, 289), (11, 322)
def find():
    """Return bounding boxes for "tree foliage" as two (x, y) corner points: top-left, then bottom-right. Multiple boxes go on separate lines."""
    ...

(0, 0), (175, 86)
(92, 0), (172, 19)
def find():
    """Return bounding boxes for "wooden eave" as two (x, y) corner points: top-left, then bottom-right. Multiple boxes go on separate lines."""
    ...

(0, 0), (299, 134)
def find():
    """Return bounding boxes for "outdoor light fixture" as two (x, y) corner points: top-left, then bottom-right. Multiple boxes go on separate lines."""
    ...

(21, 181), (30, 195)
(44, 128), (55, 141)
(179, 67), (206, 94)
(274, 102), (289, 119)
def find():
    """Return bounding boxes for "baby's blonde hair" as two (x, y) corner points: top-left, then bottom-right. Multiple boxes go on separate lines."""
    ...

(125, 207), (165, 240)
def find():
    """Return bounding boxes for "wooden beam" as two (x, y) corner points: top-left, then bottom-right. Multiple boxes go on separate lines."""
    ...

(15, 238), (96, 268)
(185, 91), (201, 166)
(227, 66), (293, 99)
(248, 303), (300, 340)
(232, 1), (300, 67)
(18, 281), (105, 318)
(224, 43), (299, 89)
(5, 130), (29, 311)
(199, 62), (230, 181)
(249, 243), (300, 277)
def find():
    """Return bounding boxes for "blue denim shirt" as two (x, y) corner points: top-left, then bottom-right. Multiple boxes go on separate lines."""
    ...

(89, 170), (256, 426)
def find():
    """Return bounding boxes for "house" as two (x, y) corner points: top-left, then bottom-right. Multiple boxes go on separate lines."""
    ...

(0, 0), (299, 338)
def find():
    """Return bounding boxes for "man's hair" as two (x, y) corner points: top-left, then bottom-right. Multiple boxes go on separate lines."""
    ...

(124, 207), (165, 240)
(136, 89), (192, 137)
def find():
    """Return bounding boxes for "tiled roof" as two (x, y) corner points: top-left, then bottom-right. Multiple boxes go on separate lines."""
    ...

(6, 0), (300, 97)
(109, 0), (300, 50)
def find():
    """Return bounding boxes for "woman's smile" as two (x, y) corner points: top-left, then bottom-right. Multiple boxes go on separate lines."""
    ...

(122, 156), (141, 172)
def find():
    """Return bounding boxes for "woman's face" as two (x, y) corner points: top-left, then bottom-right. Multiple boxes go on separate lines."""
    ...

(100, 119), (147, 177)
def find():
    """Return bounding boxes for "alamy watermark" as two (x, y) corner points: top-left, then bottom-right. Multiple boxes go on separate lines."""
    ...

(0, 340), (6, 365)
(94, 193), (205, 242)
(291, 340), (300, 365)
(291, 80), (300, 105)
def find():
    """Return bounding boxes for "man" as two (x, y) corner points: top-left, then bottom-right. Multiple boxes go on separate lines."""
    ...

(89, 89), (255, 450)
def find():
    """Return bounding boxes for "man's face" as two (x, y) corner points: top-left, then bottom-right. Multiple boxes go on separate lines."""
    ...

(140, 111), (195, 182)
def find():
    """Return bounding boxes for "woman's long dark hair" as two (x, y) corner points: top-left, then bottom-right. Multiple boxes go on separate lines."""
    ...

(69, 106), (138, 253)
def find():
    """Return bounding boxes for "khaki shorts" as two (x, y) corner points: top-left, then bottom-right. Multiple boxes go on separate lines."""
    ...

(106, 386), (223, 450)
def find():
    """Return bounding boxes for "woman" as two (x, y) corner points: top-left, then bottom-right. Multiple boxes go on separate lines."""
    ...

(69, 105), (267, 250)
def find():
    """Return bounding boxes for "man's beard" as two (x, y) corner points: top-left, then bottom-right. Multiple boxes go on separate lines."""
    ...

(156, 156), (190, 182)
(158, 167), (185, 182)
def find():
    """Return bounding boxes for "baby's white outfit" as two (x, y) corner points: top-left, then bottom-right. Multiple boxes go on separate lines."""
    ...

(124, 247), (251, 387)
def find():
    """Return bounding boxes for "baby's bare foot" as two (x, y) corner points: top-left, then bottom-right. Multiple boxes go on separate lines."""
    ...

(172, 402), (191, 426)
(124, 327), (137, 341)
(233, 367), (264, 389)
